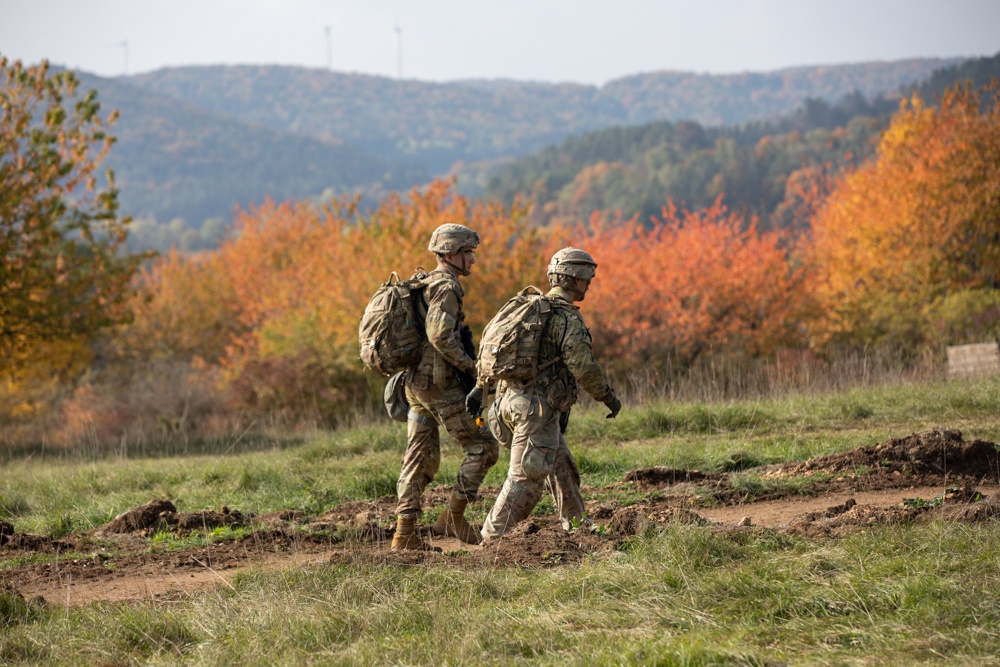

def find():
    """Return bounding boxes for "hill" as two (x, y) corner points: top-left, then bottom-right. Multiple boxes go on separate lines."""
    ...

(125, 58), (957, 172)
(76, 72), (427, 232)
(484, 51), (1000, 229)
(65, 57), (963, 242)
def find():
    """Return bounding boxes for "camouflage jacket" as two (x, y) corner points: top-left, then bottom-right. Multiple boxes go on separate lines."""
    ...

(536, 286), (615, 408)
(411, 265), (476, 388)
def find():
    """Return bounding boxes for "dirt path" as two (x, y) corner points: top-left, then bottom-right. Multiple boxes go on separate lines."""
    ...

(697, 485), (1000, 527)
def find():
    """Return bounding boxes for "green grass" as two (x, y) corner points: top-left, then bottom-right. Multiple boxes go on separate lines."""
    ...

(3, 522), (1000, 665)
(2, 375), (1000, 664)
(3, 376), (1000, 534)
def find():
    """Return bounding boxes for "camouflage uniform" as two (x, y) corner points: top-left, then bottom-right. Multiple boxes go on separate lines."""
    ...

(482, 284), (616, 540)
(396, 267), (499, 519)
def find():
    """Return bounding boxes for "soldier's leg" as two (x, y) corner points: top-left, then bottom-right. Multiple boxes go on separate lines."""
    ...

(431, 387), (499, 544)
(545, 432), (588, 532)
(482, 392), (559, 541)
(395, 403), (441, 517)
(481, 473), (544, 540)
(393, 387), (442, 551)
(437, 394), (500, 501)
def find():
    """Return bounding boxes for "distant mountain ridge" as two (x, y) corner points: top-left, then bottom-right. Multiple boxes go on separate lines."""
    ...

(71, 57), (965, 233)
(484, 52), (1000, 231)
(80, 72), (425, 229)
(126, 58), (959, 170)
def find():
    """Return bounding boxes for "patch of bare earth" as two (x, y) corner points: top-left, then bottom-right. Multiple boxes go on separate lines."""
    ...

(2, 429), (998, 606)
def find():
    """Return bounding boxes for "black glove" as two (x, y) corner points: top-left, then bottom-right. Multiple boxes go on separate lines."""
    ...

(604, 394), (622, 419)
(458, 369), (476, 394)
(457, 325), (478, 393)
(465, 386), (484, 419)
(559, 408), (571, 434)
(459, 325), (476, 361)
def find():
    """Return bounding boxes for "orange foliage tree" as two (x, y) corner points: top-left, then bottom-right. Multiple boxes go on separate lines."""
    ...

(807, 83), (1000, 349)
(545, 198), (810, 372)
(117, 181), (812, 431)
(126, 179), (537, 425)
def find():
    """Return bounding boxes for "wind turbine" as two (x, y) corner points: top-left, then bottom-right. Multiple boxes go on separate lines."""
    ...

(324, 25), (332, 69)
(394, 24), (402, 79)
(115, 40), (128, 76)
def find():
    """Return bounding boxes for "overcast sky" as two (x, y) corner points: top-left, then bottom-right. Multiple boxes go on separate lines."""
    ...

(3, 0), (999, 85)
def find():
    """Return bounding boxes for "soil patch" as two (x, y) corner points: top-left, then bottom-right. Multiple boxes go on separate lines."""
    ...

(4, 429), (1000, 606)
(769, 428), (1000, 480)
(627, 428), (1000, 504)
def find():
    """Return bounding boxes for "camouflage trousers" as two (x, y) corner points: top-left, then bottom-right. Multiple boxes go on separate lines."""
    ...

(396, 372), (499, 518)
(481, 386), (586, 540)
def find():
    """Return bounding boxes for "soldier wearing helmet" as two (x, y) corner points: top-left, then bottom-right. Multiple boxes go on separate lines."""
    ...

(469, 247), (621, 541)
(391, 223), (499, 551)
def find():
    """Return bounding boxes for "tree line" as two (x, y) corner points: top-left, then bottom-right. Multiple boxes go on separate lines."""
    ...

(2, 56), (998, 446)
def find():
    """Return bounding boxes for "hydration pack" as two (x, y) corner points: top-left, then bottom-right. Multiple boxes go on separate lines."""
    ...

(477, 286), (555, 384)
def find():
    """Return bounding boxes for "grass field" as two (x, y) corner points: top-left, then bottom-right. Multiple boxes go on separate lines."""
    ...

(2, 375), (1000, 665)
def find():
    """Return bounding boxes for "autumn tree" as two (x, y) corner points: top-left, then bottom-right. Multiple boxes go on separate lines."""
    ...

(0, 57), (141, 367)
(121, 179), (538, 426)
(545, 198), (810, 373)
(807, 82), (1000, 349)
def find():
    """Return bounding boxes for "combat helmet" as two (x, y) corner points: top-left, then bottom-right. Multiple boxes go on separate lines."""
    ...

(547, 247), (597, 281)
(428, 223), (480, 255)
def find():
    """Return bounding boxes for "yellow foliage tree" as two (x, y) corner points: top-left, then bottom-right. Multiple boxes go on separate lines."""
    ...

(807, 82), (1000, 348)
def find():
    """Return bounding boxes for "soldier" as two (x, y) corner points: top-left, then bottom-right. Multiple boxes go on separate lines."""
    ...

(466, 247), (621, 541)
(391, 223), (499, 551)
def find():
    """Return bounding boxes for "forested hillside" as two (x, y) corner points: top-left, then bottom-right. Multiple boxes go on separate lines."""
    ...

(73, 56), (957, 241)
(75, 72), (427, 240)
(486, 52), (1000, 229)
(126, 59), (956, 170)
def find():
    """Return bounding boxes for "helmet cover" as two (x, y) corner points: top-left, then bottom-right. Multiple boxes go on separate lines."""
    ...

(547, 247), (597, 280)
(428, 224), (480, 255)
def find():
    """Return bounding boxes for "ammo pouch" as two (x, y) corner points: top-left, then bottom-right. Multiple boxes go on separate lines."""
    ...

(542, 366), (578, 413)
(383, 371), (409, 422)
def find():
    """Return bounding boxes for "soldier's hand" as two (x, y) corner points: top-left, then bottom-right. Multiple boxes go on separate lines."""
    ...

(465, 386), (484, 418)
(604, 395), (622, 419)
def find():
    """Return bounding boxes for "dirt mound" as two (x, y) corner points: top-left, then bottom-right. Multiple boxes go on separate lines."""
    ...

(173, 507), (248, 531)
(101, 499), (177, 533)
(624, 467), (715, 486)
(99, 500), (253, 536)
(773, 429), (1000, 480)
(479, 520), (614, 566)
(786, 486), (999, 538)
(606, 506), (713, 536)
(0, 533), (76, 553)
(623, 430), (1000, 505)
(942, 495), (1000, 522)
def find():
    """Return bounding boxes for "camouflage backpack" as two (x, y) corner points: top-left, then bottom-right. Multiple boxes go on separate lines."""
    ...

(477, 285), (558, 384)
(359, 271), (426, 377)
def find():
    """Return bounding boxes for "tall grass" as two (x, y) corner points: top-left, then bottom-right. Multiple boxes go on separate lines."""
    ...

(619, 344), (945, 405)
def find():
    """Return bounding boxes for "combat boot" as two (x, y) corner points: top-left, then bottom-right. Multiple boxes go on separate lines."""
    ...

(431, 495), (481, 544)
(390, 515), (441, 552)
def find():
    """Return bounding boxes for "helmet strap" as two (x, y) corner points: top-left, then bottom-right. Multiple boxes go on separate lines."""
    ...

(441, 254), (471, 277)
